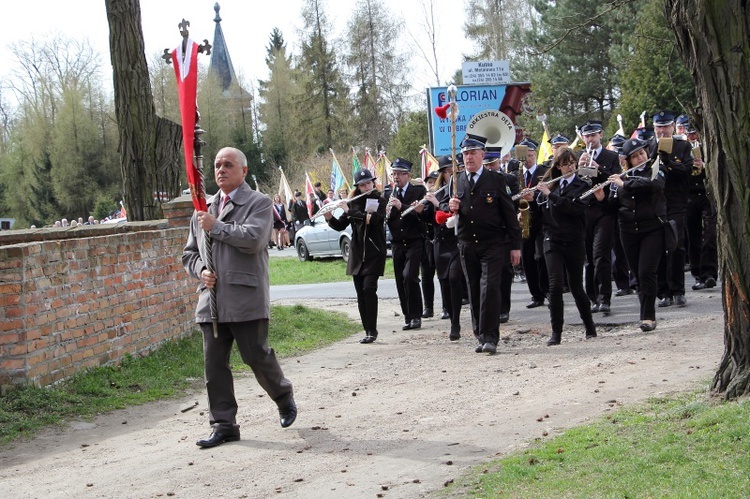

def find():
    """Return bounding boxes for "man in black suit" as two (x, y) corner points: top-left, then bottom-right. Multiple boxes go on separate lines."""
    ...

(290, 191), (310, 229)
(578, 120), (622, 314)
(518, 139), (550, 309)
(653, 111), (694, 308)
(445, 135), (522, 354)
(386, 158), (428, 330)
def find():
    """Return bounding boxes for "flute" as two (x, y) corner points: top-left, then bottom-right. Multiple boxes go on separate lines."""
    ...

(511, 169), (578, 201)
(311, 188), (375, 220)
(578, 165), (640, 200)
(400, 184), (449, 216)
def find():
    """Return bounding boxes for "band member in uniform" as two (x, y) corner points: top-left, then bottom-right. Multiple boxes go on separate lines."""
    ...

(386, 158), (428, 330)
(578, 120), (622, 314)
(425, 156), (464, 340)
(444, 134), (522, 354)
(534, 147), (597, 345)
(325, 169), (387, 343)
(484, 146), (521, 323)
(420, 171), (439, 319)
(547, 133), (570, 163)
(683, 122), (718, 290)
(518, 139), (550, 309)
(652, 111), (693, 308)
(609, 138), (667, 331)
(608, 134), (636, 296)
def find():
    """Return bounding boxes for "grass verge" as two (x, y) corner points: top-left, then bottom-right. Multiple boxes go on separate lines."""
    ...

(0, 304), (359, 446)
(443, 390), (750, 498)
(270, 256), (394, 285)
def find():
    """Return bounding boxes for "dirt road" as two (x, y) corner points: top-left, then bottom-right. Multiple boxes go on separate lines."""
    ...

(1, 287), (724, 498)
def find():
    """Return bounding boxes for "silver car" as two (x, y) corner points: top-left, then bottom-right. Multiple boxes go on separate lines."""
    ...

(294, 208), (352, 262)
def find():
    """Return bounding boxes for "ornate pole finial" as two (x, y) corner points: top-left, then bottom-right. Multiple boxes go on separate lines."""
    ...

(214, 3), (222, 23)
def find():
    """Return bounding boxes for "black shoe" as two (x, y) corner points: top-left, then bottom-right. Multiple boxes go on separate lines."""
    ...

(585, 331), (597, 339)
(440, 310), (450, 320)
(277, 395), (297, 428)
(639, 320), (656, 332)
(692, 280), (706, 290)
(422, 308), (434, 318)
(658, 297), (673, 307)
(591, 302), (600, 313)
(674, 294), (687, 307)
(615, 288), (633, 296)
(481, 342), (497, 354)
(598, 303), (610, 314)
(546, 333), (561, 346)
(402, 318), (422, 330)
(196, 430), (240, 448)
(360, 330), (377, 344)
(498, 313), (509, 323)
(475, 344), (484, 353)
(461, 297), (470, 305)
(449, 324), (460, 341)
(526, 298), (544, 309)
(705, 277), (716, 288)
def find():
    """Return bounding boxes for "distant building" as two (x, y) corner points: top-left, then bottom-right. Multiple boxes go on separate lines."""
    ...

(209, 3), (238, 93)
(0, 218), (15, 230)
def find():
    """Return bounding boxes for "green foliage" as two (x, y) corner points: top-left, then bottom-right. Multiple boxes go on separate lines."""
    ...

(444, 392), (750, 498)
(269, 256), (394, 285)
(388, 111), (429, 163)
(0, 304), (359, 445)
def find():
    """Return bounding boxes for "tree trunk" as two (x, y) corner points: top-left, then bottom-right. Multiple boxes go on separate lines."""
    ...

(665, 0), (750, 399)
(105, 0), (182, 220)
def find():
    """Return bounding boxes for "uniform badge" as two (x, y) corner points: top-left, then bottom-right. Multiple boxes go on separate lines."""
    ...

(485, 193), (494, 204)
(506, 186), (511, 196)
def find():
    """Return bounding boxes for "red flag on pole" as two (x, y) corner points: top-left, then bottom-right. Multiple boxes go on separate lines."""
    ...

(171, 38), (206, 212)
(305, 173), (316, 218)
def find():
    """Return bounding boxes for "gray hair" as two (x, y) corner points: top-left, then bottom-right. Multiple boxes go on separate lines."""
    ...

(217, 147), (247, 168)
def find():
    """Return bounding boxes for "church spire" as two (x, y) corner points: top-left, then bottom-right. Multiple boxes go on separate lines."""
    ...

(209, 3), (237, 91)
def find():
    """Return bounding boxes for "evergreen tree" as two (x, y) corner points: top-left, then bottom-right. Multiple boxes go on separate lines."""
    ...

(387, 111), (428, 163)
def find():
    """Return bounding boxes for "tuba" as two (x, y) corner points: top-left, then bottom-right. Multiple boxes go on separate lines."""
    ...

(466, 109), (516, 158)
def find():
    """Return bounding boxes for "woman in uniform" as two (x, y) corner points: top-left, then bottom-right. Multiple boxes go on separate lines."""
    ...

(324, 169), (387, 343)
(609, 138), (667, 331)
(535, 147), (597, 345)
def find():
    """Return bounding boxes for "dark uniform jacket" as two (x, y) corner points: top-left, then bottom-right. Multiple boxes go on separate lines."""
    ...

(441, 169), (521, 250)
(385, 183), (428, 243)
(538, 175), (590, 244)
(290, 199), (310, 225)
(579, 147), (622, 217)
(327, 190), (387, 277)
(653, 137), (693, 215)
(609, 162), (667, 234)
(520, 164), (550, 230)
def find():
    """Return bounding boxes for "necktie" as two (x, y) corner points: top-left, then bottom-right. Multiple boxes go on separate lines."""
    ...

(397, 187), (403, 200)
(469, 173), (476, 189)
(525, 171), (532, 187)
(560, 179), (568, 191)
(222, 196), (231, 210)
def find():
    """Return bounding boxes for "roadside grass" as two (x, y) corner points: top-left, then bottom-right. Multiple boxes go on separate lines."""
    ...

(0, 304), (358, 446)
(443, 390), (750, 498)
(270, 257), (394, 285)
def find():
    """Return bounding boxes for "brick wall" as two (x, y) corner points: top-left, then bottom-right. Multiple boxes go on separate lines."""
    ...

(0, 197), (198, 387)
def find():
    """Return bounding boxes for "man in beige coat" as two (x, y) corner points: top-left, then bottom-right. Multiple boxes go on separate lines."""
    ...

(183, 147), (296, 448)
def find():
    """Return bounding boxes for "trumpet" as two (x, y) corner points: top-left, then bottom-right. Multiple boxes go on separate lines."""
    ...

(401, 184), (449, 216)
(578, 144), (599, 178)
(310, 188), (375, 220)
(512, 169), (578, 201)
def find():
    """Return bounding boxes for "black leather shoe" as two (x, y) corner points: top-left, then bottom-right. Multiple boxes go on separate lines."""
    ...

(546, 334), (561, 346)
(526, 298), (544, 309)
(421, 308), (434, 318)
(658, 297), (673, 307)
(615, 288), (633, 296)
(440, 310), (450, 320)
(591, 302), (600, 313)
(461, 297), (470, 305)
(598, 303), (610, 314)
(360, 330), (377, 343)
(196, 430), (240, 448)
(402, 319), (422, 330)
(475, 344), (484, 353)
(674, 294), (687, 307)
(498, 313), (509, 323)
(586, 331), (597, 339)
(449, 324), (460, 341)
(278, 395), (297, 428)
(705, 277), (716, 288)
(481, 342), (497, 354)
(639, 320), (656, 332)
(692, 280), (706, 290)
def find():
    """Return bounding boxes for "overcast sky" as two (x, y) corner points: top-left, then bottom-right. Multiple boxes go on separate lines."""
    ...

(0, 0), (473, 98)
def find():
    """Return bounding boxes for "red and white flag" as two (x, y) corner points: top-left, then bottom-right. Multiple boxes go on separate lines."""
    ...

(171, 38), (206, 212)
(305, 173), (316, 218)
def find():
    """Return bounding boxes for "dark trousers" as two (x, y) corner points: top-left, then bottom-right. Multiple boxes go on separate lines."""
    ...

(353, 274), (379, 333)
(421, 240), (435, 310)
(200, 320), (292, 432)
(621, 228), (664, 321)
(544, 240), (596, 335)
(500, 261), (514, 315)
(585, 213), (616, 305)
(522, 226), (548, 301)
(392, 239), (424, 322)
(686, 193), (718, 282)
(657, 212), (687, 297)
(459, 240), (508, 345)
(612, 219), (635, 290)
(438, 253), (464, 327)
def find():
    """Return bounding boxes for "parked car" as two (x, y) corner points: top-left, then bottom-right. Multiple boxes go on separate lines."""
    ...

(294, 208), (352, 262)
